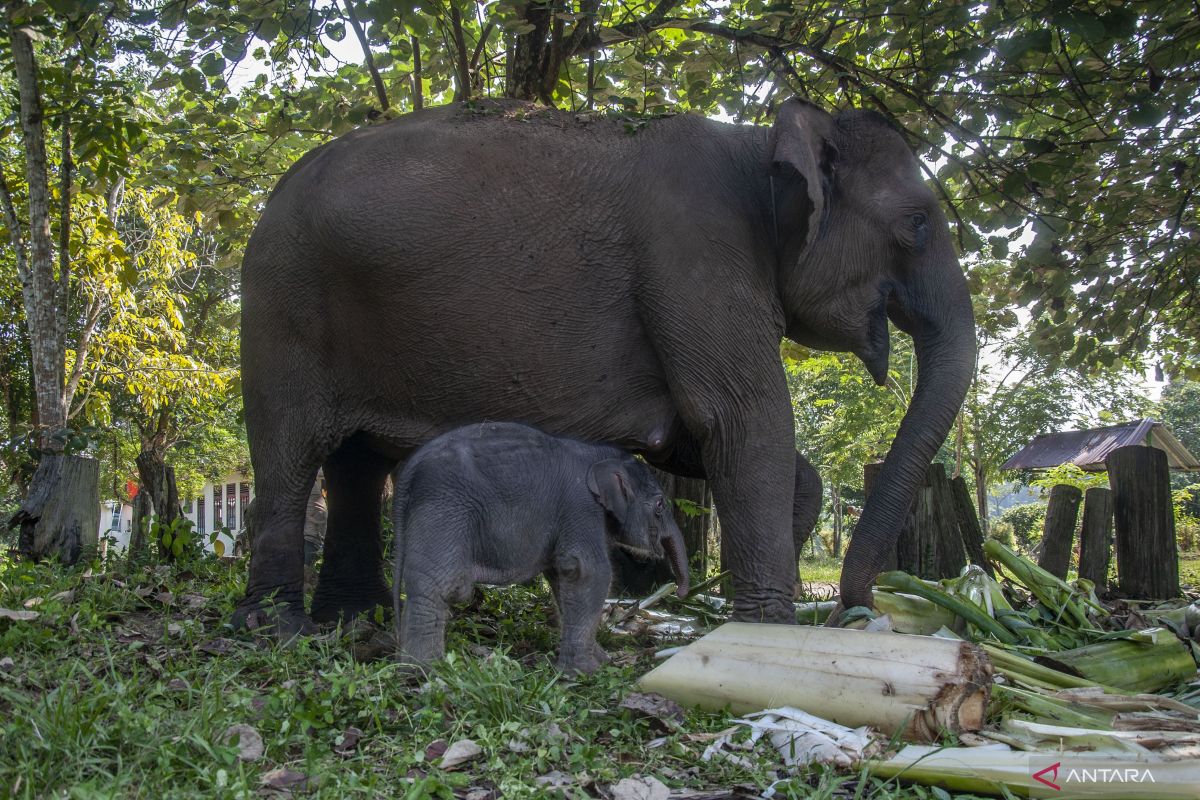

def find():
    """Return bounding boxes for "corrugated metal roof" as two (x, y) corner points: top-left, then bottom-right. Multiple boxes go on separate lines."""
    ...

(1001, 419), (1200, 472)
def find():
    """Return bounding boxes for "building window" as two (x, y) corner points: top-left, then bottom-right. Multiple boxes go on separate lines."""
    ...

(226, 483), (237, 531)
(239, 482), (251, 528)
(197, 496), (206, 534)
(213, 485), (223, 529)
(110, 504), (120, 531)
(184, 498), (193, 514)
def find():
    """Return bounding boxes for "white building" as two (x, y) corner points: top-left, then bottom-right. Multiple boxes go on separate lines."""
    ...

(98, 471), (254, 556)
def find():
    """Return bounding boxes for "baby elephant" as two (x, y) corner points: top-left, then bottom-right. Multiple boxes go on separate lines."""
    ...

(392, 422), (689, 674)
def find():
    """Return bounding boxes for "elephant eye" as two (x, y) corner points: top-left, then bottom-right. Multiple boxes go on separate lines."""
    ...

(655, 498), (664, 515)
(911, 212), (928, 229)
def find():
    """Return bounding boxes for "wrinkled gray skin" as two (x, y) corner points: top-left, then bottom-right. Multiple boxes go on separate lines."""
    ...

(236, 98), (975, 633)
(392, 422), (689, 674)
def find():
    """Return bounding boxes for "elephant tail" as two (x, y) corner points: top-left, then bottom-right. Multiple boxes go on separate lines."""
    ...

(391, 469), (414, 650)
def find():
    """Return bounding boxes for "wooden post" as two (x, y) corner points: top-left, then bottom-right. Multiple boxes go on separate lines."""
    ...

(11, 454), (100, 564)
(1078, 487), (1114, 589)
(950, 475), (994, 576)
(1107, 445), (1179, 599)
(1038, 484), (1082, 579)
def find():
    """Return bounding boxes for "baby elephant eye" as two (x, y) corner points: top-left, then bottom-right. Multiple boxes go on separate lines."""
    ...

(911, 212), (928, 229)
(655, 498), (664, 515)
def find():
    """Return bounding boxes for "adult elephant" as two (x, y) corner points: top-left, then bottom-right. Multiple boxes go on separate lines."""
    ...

(236, 98), (975, 633)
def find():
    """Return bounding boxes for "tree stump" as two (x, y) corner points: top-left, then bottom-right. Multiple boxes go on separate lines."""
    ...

(891, 463), (965, 580)
(950, 475), (994, 576)
(1107, 445), (1179, 599)
(1078, 487), (1114, 589)
(10, 454), (100, 565)
(1038, 484), (1082, 579)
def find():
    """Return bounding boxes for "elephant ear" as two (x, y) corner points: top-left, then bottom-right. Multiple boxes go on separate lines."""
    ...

(587, 459), (632, 525)
(768, 98), (838, 251)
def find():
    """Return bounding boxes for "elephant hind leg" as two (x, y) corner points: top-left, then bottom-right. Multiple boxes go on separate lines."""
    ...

(234, 418), (330, 635)
(311, 433), (398, 624)
(792, 451), (823, 557)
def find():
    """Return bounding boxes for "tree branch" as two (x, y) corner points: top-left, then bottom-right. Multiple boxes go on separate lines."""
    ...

(448, 2), (472, 101)
(0, 168), (30, 284)
(63, 293), (104, 416)
(411, 35), (423, 110)
(340, 0), (389, 111)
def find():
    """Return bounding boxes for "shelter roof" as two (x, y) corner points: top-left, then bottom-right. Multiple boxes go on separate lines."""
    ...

(1000, 419), (1199, 472)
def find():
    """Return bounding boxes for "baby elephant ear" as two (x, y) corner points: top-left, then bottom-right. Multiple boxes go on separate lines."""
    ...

(587, 459), (632, 524)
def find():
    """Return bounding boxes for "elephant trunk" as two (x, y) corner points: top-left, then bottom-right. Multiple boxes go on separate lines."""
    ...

(838, 273), (976, 610)
(662, 520), (690, 599)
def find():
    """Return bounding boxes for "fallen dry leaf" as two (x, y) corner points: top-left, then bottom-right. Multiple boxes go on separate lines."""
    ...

(23, 597), (43, 608)
(333, 726), (363, 756)
(0, 657), (14, 672)
(198, 638), (234, 656)
(167, 623), (184, 636)
(619, 692), (685, 729)
(51, 589), (75, 604)
(424, 739), (448, 761)
(222, 723), (264, 762)
(260, 767), (309, 791)
(154, 591), (175, 606)
(181, 593), (207, 609)
(166, 677), (190, 691)
(0, 608), (39, 622)
(610, 776), (670, 800)
(534, 770), (574, 789)
(439, 738), (482, 770)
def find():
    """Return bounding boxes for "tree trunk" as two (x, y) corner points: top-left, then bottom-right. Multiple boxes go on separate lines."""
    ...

(135, 448), (181, 559)
(674, 475), (710, 575)
(1107, 446), (1179, 599)
(1078, 487), (1114, 590)
(831, 485), (842, 558)
(1038, 484), (1082, 579)
(128, 487), (153, 559)
(9, 23), (65, 435)
(950, 475), (993, 576)
(10, 454), (99, 564)
(972, 455), (989, 535)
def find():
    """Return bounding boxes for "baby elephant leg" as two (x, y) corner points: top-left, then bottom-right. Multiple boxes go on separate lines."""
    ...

(551, 554), (612, 675)
(547, 570), (609, 668)
(398, 572), (452, 668)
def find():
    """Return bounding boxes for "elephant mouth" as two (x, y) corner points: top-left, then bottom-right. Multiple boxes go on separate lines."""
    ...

(613, 541), (663, 561)
(855, 285), (893, 386)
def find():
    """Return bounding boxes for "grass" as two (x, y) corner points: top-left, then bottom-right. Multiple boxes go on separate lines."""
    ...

(0, 553), (999, 799)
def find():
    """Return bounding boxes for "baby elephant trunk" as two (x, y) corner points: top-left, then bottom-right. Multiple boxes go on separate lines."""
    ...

(661, 520), (689, 599)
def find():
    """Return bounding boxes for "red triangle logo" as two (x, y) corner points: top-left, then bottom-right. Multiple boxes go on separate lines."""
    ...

(1033, 761), (1062, 791)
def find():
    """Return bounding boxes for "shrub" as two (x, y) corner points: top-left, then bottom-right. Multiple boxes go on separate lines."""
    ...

(997, 502), (1046, 551)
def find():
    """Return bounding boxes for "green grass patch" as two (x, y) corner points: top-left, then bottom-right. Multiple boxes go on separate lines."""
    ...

(0, 554), (988, 798)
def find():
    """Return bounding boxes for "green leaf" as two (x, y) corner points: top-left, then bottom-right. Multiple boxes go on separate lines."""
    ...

(179, 68), (207, 94)
(199, 52), (226, 77)
(997, 29), (1052, 61)
(1128, 101), (1167, 128)
(326, 21), (346, 42)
